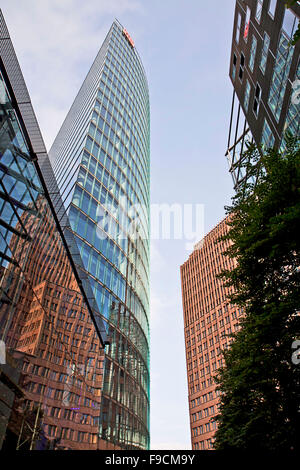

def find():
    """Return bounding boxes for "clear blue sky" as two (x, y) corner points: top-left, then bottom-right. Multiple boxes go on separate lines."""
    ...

(1, 0), (236, 449)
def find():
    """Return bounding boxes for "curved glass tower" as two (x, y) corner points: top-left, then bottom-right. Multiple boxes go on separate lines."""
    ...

(49, 20), (150, 450)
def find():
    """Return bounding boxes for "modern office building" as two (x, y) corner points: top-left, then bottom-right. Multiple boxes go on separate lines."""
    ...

(48, 20), (150, 450)
(0, 9), (108, 450)
(0, 11), (107, 450)
(180, 216), (242, 450)
(226, 0), (300, 189)
(0, 11), (150, 450)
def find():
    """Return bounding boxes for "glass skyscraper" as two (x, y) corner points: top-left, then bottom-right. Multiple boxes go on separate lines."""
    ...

(0, 9), (107, 450)
(49, 20), (150, 449)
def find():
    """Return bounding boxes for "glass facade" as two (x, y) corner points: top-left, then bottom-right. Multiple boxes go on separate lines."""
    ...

(0, 60), (105, 450)
(227, 1), (299, 191)
(281, 58), (300, 149)
(49, 21), (150, 450)
(259, 32), (270, 75)
(225, 95), (254, 188)
(261, 118), (275, 148)
(249, 35), (257, 72)
(0, 71), (42, 276)
(255, 0), (263, 23)
(268, 9), (298, 122)
(244, 79), (251, 112)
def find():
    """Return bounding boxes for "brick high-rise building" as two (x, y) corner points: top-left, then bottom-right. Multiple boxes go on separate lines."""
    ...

(180, 216), (243, 450)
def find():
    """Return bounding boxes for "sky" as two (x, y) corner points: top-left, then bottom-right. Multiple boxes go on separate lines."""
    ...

(1, 0), (236, 449)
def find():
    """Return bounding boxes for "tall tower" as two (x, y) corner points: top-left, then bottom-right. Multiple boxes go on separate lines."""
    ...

(180, 217), (242, 450)
(0, 9), (106, 450)
(226, 0), (299, 189)
(49, 21), (150, 450)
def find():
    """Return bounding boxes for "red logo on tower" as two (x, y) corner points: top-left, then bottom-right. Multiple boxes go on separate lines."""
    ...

(122, 28), (135, 48)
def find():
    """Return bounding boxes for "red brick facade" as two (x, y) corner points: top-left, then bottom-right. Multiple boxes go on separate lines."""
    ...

(180, 216), (243, 450)
(1, 199), (116, 449)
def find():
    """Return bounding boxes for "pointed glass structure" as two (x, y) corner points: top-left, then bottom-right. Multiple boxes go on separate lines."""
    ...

(49, 20), (150, 450)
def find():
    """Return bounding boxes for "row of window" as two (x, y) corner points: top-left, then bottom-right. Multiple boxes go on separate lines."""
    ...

(80, 131), (149, 269)
(92, 93), (148, 207)
(85, 123), (148, 231)
(236, 0), (277, 45)
(191, 392), (215, 411)
(79, 144), (149, 255)
(110, 27), (149, 126)
(47, 424), (98, 444)
(235, 4), (299, 129)
(187, 307), (243, 337)
(101, 60), (148, 165)
(192, 420), (218, 437)
(191, 399), (216, 414)
(93, 87), (149, 208)
(194, 438), (214, 450)
(99, 64), (148, 182)
(107, 35), (148, 122)
(111, 24), (148, 106)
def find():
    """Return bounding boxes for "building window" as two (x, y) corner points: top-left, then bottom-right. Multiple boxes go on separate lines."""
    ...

(239, 53), (245, 81)
(48, 425), (57, 437)
(61, 428), (68, 439)
(249, 35), (257, 72)
(207, 438), (213, 449)
(244, 6), (251, 42)
(281, 58), (300, 149)
(262, 118), (275, 148)
(211, 420), (218, 430)
(268, 22), (295, 121)
(268, 0), (277, 18)
(232, 53), (237, 81)
(282, 8), (299, 39)
(260, 32), (270, 74)
(253, 83), (261, 117)
(236, 12), (242, 43)
(255, 0), (263, 23)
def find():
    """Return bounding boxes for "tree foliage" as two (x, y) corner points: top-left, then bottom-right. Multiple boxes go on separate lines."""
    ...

(214, 135), (300, 450)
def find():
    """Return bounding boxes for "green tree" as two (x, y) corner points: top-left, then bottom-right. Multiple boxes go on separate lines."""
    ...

(214, 135), (300, 450)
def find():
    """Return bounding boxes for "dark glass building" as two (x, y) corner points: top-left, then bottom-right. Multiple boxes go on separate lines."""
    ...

(226, 0), (300, 189)
(49, 20), (150, 449)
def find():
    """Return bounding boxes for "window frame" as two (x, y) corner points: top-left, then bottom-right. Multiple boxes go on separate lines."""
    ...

(255, 0), (264, 24)
(249, 34), (258, 72)
(268, 0), (277, 19)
